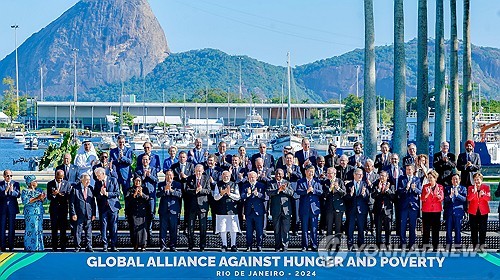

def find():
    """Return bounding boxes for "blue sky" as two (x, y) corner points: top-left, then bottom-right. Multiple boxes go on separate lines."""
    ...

(0, 0), (499, 66)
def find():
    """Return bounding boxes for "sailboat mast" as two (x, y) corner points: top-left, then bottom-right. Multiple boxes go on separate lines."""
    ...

(287, 52), (292, 134)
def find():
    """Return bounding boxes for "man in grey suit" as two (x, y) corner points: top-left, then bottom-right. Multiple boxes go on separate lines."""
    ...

(456, 140), (481, 187)
(56, 153), (79, 186)
(70, 174), (96, 252)
(267, 168), (294, 252)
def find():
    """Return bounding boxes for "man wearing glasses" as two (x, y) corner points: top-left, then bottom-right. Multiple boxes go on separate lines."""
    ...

(251, 143), (275, 170)
(0, 170), (20, 251)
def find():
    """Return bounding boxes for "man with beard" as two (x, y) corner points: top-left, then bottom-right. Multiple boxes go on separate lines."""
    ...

(213, 171), (241, 252)
(348, 142), (368, 169)
(456, 140), (481, 188)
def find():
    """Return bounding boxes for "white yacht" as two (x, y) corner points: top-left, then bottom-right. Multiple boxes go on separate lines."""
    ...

(13, 132), (25, 143)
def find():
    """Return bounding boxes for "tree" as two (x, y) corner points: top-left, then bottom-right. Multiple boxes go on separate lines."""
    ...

(343, 94), (363, 131)
(2, 77), (19, 124)
(449, 0), (460, 156)
(363, 0), (377, 159)
(393, 0), (407, 158)
(434, 0), (447, 146)
(112, 111), (135, 127)
(417, 0), (430, 155)
(38, 133), (79, 171)
(462, 0), (473, 148)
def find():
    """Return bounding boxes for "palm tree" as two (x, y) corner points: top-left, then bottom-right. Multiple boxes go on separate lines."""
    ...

(462, 0), (473, 148)
(363, 0), (377, 159)
(393, 0), (406, 158)
(434, 0), (446, 146)
(449, 0), (460, 156)
(417, 0), (429, 155)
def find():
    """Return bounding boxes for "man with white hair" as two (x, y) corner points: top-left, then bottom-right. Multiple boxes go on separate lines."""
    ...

(69, 174), (96, 252)
(433, 141), (456, 186)
(241, 171), (266, 252)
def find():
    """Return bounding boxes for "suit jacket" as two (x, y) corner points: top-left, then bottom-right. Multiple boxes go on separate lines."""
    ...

(315, 165), (328, 180)
(275, 156), (287, 171)
(397, 175), (422, 211)
(384, 165), (404, 189)
(185, 175), (211, 213)
(421, 183), (444, 212)
(213, 181), (240, 215)
(91, 162), (118, 182)
(0, 180), (20, 214)
(324, 154), (339, 169)
(348, 154), (368, 168)
(109, 147), (133, 186)
(321, 178), (346, 212)
(157, 180), (183, 216)
(252, 167), (273, 186)
(56, 164), (79, 185)
(295, 149), (319, 175)
(228, 166), (248, 185)
(456, 152), (481, 187)
(214, 152), (232, 170)
(203, 165), (223, 189)
(402, 155), (417, 167)
(374, 153), (392, 173)
(467, 184), (490, 215)
(137, 152), (161, 172)
(267, 179), (294, 218)
(46, 179), (71, 215)
(240, 181), (266, 216)
(296, 177), (323, 216)
(251, 153), (275, 170)
(433, 152), (456, 185)
(371, 180), (395, 216)
(336, 165), (354, 183)
(69, 183), (96, 221)
(344, 180), (370, 215)
(171, 161), (195, 186)
(134, 166), (159, 200)
(283, 164), (302, 199)
(188, 148), (208, 165)
(443, 184), (467, 218)
(93, 176), (121, 214)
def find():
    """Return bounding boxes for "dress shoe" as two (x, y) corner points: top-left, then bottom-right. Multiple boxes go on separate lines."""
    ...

(301, 247), (307, 252)
(74, 248), (81, 252)
(230, 246), (238, 252)
(103, 248), (108, 252)
(291, 231), (298, 236)
(85, 248), (94, 252)
(110, 248), (119, 252)
(312, 247), (318, 252)
(170, 247), (177, 252)
(160, 247), (168, 252)
(274, 248), (280, 252)
(244, 247), (251, 252)
(141, 247), (146, 252)
(187, 247), (193, 252)
(283, 246), (288, 252)
(257, 247), (263, 252)
(199, 247), (205, 252)
(221, 246), (227, 252)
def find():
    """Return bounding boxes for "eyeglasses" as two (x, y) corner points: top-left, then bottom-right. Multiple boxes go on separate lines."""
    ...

(5, 175), (13, 177)
(101, 155), (108, 158)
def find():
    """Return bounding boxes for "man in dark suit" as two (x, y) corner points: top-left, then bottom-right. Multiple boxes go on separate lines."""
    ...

(324, 143), (339, 169)
(283, 153), (303, 235)
(295, 138), (319, 176)
(215, 141), (232, 170)
(267, 168), (294, 252)
(204, 154), (223, 233)
(47, 170), (72, 251)
(384, 153), (403, 236)
(157, 170), (182, 252)
(402, 143), (418, 167)
(93, 167), (121, 252)
(433, 141), (456, 186)
(456, 140), (481, 187)
(188, 138), (209, 165)
(229, 155), (248, 229)
(296, 166), (323, 251)
(0, 170), (20, 251)
(371, 171), (395, 249)
(110, 135), (133, 195)
(363, 159), (379, 236)
(69, 174), (96, 252)
(92, 152), (117, 183)
(344, 168), (370, 251)
(374, 141), (392, 173)
(336, 155), (354, 184)
(134, 154), (159, 246)
(348, 142), (368, 169)
(136, 141), (161, 172)
(185, 164), (211, 251)
(241, 171), (266, 251)
(322, 167), (346, 251)
(275, 145), (293, 171)
(56, 153), (79, 186)
(397, 164), (422, 250)
(443, 173), (467, 251)
(251, 142), (275, 169)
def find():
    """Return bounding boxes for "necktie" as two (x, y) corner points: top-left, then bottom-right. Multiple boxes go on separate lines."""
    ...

(65, 165), (69, 176)
(393, 166), (398, 179)
(355, 182), (359, 195)
(467, 153), (471, 162)
(383, 154), (386, 163)
(181, 164), (185, 173)
(83, 187), (87, 199)
(305, 151), (309, 159)
(197, 178), (201, 187)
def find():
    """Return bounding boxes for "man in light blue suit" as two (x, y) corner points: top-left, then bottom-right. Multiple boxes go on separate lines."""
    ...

(188, 138), (209, 165)
(296, 165), (323, 252)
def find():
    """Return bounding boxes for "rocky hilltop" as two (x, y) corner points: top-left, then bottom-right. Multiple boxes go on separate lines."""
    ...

(0, 0), (169, 99)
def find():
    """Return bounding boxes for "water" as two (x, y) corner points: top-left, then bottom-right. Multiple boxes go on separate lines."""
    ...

(0, 138), (283, 171)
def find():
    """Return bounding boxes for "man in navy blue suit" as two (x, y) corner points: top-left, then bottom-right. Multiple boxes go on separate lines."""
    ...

(295, 138), (318, 176)
(0, 170), (20, 251)
(157, 170), (182, 252)
(188, 138), (209, 165)
(443, 173), (467, 251)
(384, 153), (403, 236)
(241, 171), (266, 252)
(69, 174), (96, 252)
(93, 167), (121, 252)
(47, 170), (72, 251)
(344, 168), (370, 251)
(215, 141), (232, 170)
(110, 135), (133, 195)
(137, 141), (161, 171)
(348, 142), (369, 169)
(251, 143), (275, 169)
(134, 154), (159, 246)
(185, 165), (211, 251)
(397, 164), (422, 251)
(456, 140), (481, 188)
(296, 166), (323, 252)
(56, 153), (79, 186)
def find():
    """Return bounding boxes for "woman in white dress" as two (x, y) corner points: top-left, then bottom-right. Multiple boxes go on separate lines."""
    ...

(213, 170), (241, 252)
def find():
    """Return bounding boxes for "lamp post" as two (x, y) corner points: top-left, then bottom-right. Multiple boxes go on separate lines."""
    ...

(72, 48), (78, 135)
(11, 25), (19, 117)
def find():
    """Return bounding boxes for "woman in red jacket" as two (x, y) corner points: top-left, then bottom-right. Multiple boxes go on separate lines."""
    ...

(421, 170), (444, 251)
(467, 173), (490, 251)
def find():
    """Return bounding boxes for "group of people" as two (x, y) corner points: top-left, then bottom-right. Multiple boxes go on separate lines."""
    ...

(1, 136), (497, 253)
